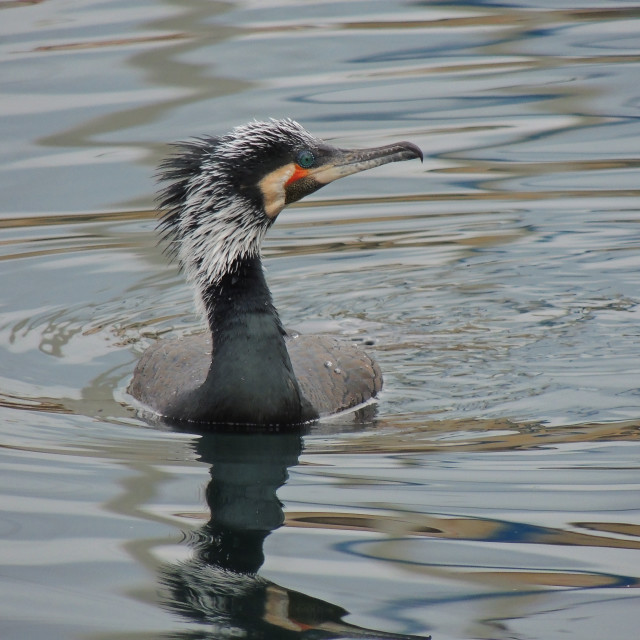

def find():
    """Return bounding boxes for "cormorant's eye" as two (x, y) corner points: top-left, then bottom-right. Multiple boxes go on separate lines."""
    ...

(296, 149), (315, 169)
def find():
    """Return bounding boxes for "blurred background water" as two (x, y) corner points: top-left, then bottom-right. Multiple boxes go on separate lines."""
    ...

(1, 1), (639, 639)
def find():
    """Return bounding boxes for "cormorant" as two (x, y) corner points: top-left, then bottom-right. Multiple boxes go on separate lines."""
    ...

(128, 119), (422, 426)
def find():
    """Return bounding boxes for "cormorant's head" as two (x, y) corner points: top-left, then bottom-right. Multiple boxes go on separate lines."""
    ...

(158, 119), (422, 292)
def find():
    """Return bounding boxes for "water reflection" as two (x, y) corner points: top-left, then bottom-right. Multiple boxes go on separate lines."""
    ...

(160, 431), (431, 639)
(3, 0), (640, 637)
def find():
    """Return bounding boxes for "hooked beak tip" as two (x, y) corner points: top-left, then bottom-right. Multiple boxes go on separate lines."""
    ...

(398, 141), (423, 163)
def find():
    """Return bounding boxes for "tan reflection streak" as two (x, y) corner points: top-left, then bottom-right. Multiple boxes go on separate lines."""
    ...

(479, 571), (628, 589)
(32, 33), (187, 53)
(0, 0), (45, 7)
(290, 190), (640, 209)
(576, 522), (640, 539)
(245, 6), (640, 39)
(365, 56), (640, 80)
(0, 393), (70, 414)
(439, 159), (640, 175)
(309, 418), (640, 455)
(285, 511), (640, 551)
(0, 210), (155, 230)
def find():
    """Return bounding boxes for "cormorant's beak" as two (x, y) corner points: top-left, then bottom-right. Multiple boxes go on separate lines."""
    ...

(276, 139), (422, 215)
(310, 141), (423, 185)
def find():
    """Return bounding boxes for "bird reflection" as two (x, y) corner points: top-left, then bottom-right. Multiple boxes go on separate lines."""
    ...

(159, 430), (430, 639)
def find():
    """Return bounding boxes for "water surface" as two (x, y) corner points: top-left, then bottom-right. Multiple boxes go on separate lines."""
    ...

(1, 1), (639, 639)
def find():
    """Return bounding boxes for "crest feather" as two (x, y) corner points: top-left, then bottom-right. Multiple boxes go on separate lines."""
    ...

(156, 136), (221, 261)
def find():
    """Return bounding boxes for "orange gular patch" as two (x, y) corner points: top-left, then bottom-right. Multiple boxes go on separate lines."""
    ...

(285, 165), (310, 186)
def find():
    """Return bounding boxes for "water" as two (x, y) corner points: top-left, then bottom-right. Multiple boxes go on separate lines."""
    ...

(1, 1), (640, 638)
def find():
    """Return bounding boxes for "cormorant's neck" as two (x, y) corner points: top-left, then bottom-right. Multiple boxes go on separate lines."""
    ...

(184, 256), (315, 425)
(202, 255), (277, 339)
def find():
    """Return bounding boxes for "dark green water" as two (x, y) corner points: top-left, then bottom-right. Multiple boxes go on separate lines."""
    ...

(1, 1), (639, 639)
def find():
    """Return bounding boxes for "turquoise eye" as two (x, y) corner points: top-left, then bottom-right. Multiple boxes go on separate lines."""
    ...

(296, 149), (315, 169)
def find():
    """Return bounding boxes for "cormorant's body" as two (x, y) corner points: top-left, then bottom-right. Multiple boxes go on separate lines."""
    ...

(128, 119), (421, 427)
(129, 329), (382, 425)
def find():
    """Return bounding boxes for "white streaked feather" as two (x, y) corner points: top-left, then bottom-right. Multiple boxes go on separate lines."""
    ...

(219, 118), (317, 161)
(159, 118), (320, 318)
